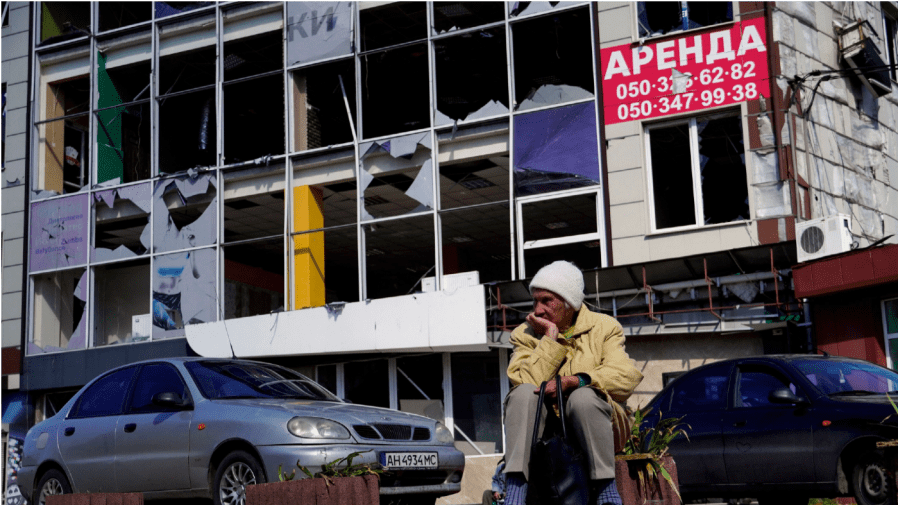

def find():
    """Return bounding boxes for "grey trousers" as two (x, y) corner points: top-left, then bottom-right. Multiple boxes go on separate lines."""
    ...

(503, 384), (615, 481)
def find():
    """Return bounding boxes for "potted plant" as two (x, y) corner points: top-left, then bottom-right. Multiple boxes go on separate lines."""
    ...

(246, 451), (383, 505)
(614, 408), (689, 505)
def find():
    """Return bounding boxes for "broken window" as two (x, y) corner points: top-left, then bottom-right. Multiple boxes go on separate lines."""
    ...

(158, 89), (216, 172)
(509, 2), (577, 18)
(451, 351), (503, 454)
(286, 2), (353, 66)
(523, 241), (601, 277)
(224, 240), (285, 319)
(361, 43), (430, 138)
(397, 354), (445, 422)
(29, 194), (90, 272)
(98, 2), (151, 32)
(152, 172), (218, 253)
(159, 46), (216, 95)
(223, 164), (285, 243)
(365, 215), (435, 300)
(40, 2), (91, 45)
(344, 359), (390, 408)
(883, 11), (898, 82)
(93, 259), (151, 346)
(92, 182), (151, 262)
(517, 189), (602, 275)
(152, 247), (217, 338)
(292, 148), (359, 306)
(360, 2), (427, 52)
(30, 268), (87, 354)
(645, 112), (748, 231)
(440, 204), (511, 284)
(292, 59), (356, 151)
(36, 115), (90, 195)
(360, 132), (434, 220)
(637, 2), (733, 38)
(512, 7), (594, 111)
(154, 2), (213, 19)
(433, 2), (505, 34)
(513, 101), (600, 196)
(434, 27), (508, 125)
(223, 75), (284, 164)
(438, 120), (509, 210)
(223, 30), (283, 82)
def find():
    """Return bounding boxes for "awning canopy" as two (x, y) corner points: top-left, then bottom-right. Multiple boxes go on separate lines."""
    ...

(793, 244), (898, 298)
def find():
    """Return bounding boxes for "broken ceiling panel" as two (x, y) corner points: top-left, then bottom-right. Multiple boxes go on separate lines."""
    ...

(287, 2), (353, 66)
(513, 101), (600, 196)
(29, 194), (90, 272)
(92, 182), (151, 262)
(153, 173), (218, 253)
(152, 247), (217, 338)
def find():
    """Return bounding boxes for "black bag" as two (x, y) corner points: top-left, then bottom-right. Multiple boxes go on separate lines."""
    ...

(526, 376), (591, 505)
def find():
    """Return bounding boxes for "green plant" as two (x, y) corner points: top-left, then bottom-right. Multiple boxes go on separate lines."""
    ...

(620, 407), (690, 504)
(282, 450), (384, 487)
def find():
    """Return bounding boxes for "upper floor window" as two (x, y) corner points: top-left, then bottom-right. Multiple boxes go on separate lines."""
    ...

(645, 111), (748, 232)
(883, 11), (898, 83)
(637, 2), (733, 39)
(40, 2), (91, 45)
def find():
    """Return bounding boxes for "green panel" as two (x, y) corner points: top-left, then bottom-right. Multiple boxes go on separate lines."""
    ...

(96, 51), (124, 184)
(886, 299), (898, 336)
(890, 338), (898, 372)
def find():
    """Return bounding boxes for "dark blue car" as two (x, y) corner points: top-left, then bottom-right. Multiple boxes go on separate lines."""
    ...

(642, 355), (898, 505)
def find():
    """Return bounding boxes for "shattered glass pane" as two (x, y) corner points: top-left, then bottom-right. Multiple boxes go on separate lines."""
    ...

(513, 102), (600, 196)
(35, 115), (91, 194)
(638, 1), (733, 38)
(159, 46), (215, 96)
(433, 2), (505, 34)
(94, 259), (151, 346)
(434, 28), (508, 125)
(93, 182), (151, 262)
(43, 76), (90, 120)
(697, 114), (749, 225)
(521, 193), (598, 243)
(158, 89), (216, 173)
(364, 215), (435, 300)
(293, 59), (356, 151)
(360, 2), (427, 52)
(225, 239), (285, 319)
(153, 173), (218, 254)
(361, 43), (430, 139)
(440, 204), (511, 284)
(224, 30), (283, 81)
(152, 247), (217, 338)
(286, 2), (353, 65)
(99, 54), (151, 106)
(96, 102), (151, 185)
(155, 2), (213, 19)
(512, 7), (593, 111)
(223, 163), (286, 243)
(508, 1), (573, 18)
(98, 2), (152, 32)
(29, 194), (90, 272)
(360, 132), (434, 220)
(223, 75), (285, 164)
(40, 2), (91, 44)
(29, 268), (87, 354)
(648, 121), (696, 229)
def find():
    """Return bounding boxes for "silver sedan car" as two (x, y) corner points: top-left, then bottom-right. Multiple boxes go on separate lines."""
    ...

(18, 358), (465, 505)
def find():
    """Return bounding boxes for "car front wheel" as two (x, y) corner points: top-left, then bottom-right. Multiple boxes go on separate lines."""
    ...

(35, 469), (72, 505)
(853, 450), (889, 505)
(214, 450), (265, 505)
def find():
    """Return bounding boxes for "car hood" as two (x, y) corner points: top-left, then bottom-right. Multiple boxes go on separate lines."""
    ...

(209, 398), (435, 426)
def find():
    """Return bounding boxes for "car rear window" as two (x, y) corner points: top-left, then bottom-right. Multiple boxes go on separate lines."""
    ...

(792, 359), (898, 395)
(185, 361), (340, 401)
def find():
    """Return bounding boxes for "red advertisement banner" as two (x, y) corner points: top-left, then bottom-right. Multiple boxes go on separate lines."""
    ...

(600, 18), (771, 125)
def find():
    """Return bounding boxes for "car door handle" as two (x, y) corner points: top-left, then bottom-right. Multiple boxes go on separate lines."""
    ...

(64, 427), (75, 436)
(124, 423), (137, 433)
(733, 420), (747, 427)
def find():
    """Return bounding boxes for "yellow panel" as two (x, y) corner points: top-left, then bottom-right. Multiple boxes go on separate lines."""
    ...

(293, 186), (325, 309)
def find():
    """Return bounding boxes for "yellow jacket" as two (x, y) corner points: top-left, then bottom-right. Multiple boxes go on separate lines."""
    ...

(507, 305), (643, 403)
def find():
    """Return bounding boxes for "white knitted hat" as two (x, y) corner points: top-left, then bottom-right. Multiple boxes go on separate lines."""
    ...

(529, 261), (585, 310)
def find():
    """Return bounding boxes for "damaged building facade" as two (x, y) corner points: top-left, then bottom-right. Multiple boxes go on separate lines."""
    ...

(2, 1), (898, 499)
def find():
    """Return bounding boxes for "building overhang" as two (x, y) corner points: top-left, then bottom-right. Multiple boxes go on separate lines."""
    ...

(793, 244), (898, 298)
(186, 285), (489, 358)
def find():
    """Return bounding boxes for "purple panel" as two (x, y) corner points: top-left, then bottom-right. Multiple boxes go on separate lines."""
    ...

(29, 194), (90, 272)
(96, 189), (117, 209)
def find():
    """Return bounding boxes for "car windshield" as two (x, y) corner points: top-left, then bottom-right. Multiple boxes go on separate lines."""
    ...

(791, 359), (898, 396)
(185, 361), (341, 401)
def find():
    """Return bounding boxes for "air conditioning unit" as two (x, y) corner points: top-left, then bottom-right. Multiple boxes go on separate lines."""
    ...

(421, 271), (480, 293)
(795, 214), (853, 263)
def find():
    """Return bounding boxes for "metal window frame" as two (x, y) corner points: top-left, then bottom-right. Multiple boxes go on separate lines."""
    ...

(883, 297), (898, 370)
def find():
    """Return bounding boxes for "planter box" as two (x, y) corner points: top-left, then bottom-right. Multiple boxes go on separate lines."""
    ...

(615, 455), (680, 505)
(46, 493), (143, 505)
(246, 474), (379, 505)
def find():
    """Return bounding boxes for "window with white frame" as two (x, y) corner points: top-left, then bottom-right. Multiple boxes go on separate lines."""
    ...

(645, 112), (749, 232)
(883, 298), (898, 371)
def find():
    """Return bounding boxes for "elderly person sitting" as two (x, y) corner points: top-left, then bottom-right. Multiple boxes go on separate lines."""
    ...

(503, 261), (643, 505)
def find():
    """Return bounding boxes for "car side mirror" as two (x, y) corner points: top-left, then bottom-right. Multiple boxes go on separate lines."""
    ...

(153, 392), (190, 409)
(769, 387), (808, 405)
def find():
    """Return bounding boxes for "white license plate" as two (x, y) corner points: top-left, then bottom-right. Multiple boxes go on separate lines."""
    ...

(381, 452), (439, 469)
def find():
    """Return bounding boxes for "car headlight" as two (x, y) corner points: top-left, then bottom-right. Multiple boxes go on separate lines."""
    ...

(287, 417), (351, 439)
(434, 422), (455, 445)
